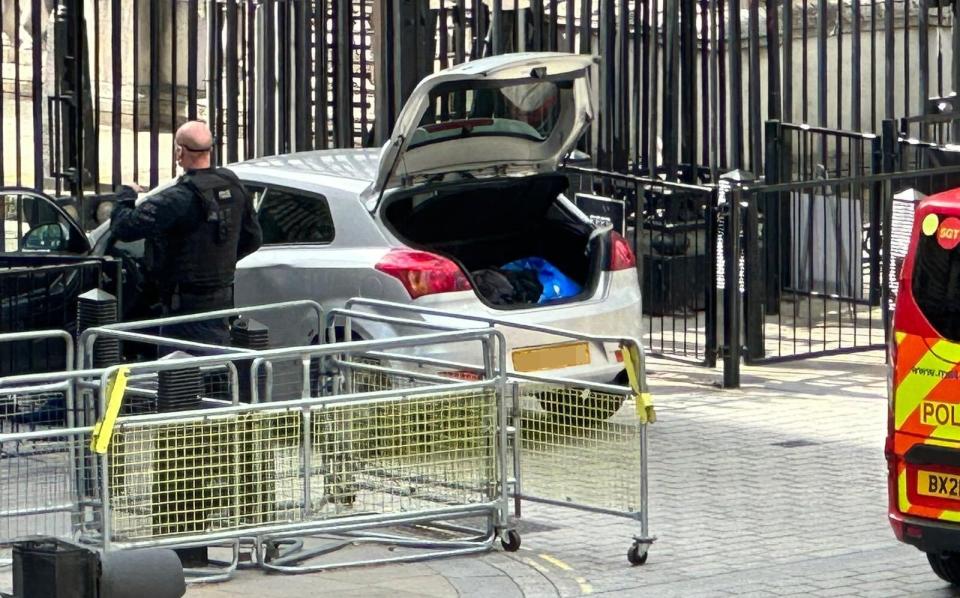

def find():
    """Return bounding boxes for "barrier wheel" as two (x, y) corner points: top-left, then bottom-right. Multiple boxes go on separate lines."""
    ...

(627, 543), (648, 566)
(263, 540), (280, 563)
(501, 530), (521, 552)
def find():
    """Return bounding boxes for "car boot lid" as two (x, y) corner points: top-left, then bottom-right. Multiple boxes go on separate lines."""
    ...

(365, 52), (596, 210)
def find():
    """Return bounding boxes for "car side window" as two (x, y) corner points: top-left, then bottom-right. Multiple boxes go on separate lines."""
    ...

(1, 193), (85, 253)
(255, 186), (335, 245)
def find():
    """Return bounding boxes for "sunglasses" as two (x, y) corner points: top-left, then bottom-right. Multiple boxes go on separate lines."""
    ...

(177, 143), (211, 153)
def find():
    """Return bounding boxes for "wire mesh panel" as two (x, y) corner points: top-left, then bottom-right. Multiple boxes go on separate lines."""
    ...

(108, 409), (302, 543)
(0, 389), (69, 433)
(309, 388), (497, 516)
(0, 428), (94, 563)
(346, 360), (467, 395)
(515, 381), (641, 514)
(253, 353), (468, 402)
(106, 386), (498, 546)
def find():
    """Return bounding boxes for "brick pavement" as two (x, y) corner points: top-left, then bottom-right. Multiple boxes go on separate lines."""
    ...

(5, 350), (956, 597)
(183, 350), (960, 597)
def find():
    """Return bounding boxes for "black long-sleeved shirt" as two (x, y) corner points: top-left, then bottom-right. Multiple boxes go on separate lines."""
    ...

(111, 168), (262, 295)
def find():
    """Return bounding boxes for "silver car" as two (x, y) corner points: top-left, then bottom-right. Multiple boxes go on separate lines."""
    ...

(87, 52), (642, 386)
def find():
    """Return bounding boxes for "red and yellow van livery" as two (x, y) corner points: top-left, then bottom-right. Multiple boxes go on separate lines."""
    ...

(889, 189), (960, 583)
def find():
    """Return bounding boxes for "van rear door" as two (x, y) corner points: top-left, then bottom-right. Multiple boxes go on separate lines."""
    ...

(893, 194), (960, 521)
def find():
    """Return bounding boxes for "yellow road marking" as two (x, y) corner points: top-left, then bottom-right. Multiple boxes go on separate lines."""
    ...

(539, 554), (573, 571)
(523, 557), (552, 575)
(536, 554), (593, 595)
(575, 576), (594, 594)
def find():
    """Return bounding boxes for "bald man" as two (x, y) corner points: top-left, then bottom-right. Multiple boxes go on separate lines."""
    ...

(111, 121), (262, 345)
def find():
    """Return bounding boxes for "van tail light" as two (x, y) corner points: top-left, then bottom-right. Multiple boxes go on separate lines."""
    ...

(375, 249), (472, 299)
(607, 231), (637, 271)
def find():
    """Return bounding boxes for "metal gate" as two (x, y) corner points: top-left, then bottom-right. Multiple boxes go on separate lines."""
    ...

(729, 119), (960, 369)
(0, 1), (940, 200)
(564, 165), (720, 367)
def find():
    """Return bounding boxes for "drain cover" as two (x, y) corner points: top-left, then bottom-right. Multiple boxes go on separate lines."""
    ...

(772, 439), (819, 448)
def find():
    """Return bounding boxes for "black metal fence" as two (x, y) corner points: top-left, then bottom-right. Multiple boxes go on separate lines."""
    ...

(727, 120), (960, 374)
(0, 0), (384, 223)
(1, 0), (959, 387)
(565, 165), (719, 366)
(0, 256), (119, 375)
(737, 170), (887, 365)
(0, 0), (944, 212)
(569, 117), (960, 386)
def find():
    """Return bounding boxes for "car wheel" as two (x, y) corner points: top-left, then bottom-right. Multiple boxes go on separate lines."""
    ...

(928, 552), (960, 585)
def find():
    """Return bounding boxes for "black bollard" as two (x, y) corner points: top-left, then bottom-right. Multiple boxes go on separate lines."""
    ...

(153, 356), (208, 568)
(230, 317), (269, 403)
(12, 538), (185, 598)
(229, 317), (274, 525)
(77, 288), (120, 368)
(12, 538), (97, 598)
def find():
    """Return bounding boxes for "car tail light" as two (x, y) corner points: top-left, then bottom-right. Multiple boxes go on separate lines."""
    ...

(375, 249), (472, 299)
(607, 231), (637, 271)
(439, 370), (483, 381)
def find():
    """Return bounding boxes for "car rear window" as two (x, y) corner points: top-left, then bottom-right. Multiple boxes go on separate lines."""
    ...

(257, 187), (335, 245)
(911, 217), (960, 340)
(410, 81), (566, 149)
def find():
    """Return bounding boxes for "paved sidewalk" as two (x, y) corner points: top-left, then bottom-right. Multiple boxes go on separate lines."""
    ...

(180, 350), (958, 598)
(2, 350), (945, 596)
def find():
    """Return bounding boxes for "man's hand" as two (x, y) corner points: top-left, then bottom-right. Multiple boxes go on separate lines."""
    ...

(115, 183), (144, 208)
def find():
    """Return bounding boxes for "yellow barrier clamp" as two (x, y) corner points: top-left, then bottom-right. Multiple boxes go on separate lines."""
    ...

(90, 367), (130, 455)
(621, 342), (656, 424)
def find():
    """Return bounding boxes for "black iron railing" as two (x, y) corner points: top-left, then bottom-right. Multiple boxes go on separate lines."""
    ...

(564, 165), (720, 367)
(0, 0), (941, 203)
(0, 256), (120, 376)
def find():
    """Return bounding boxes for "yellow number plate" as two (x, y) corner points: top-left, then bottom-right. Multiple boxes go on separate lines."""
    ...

(918, 470), (960, 500)
(512, 341), (591, 372)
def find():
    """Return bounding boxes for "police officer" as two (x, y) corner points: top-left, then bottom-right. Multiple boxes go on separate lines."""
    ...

(111, 120), (262, 347)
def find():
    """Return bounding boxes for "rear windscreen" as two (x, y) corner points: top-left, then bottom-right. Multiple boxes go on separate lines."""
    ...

(410, 81), (567, 149)
(912, 224), (960, 340)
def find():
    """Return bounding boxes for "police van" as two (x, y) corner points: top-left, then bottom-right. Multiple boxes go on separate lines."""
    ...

(888, 188), (960, 584)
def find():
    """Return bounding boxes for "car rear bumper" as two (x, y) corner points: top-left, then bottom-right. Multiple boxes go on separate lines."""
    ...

(893, 512), (960, 554)
(352, 270), (643, 383)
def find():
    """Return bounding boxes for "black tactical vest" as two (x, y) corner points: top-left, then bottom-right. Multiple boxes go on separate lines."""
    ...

(163, 168), (248, 296)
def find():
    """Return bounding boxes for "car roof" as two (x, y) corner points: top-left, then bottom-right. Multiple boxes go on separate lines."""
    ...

(229, 148), (381, 186)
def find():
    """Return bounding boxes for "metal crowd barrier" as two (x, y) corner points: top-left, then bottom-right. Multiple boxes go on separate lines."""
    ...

(1, 315), (516, 580)
(328, 298), (656, 565)
(76, 299), (326, 369)
(2, 295), (654, 582)
(0, 330), (75, 432)
(0, 328), (91, 569)
(0, 330), (78, 568)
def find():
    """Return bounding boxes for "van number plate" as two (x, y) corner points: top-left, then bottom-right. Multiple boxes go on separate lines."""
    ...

(918, 470), (960, 500)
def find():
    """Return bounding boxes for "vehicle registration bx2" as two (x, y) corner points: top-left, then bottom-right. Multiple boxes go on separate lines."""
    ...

(918, 470), (960, 500)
